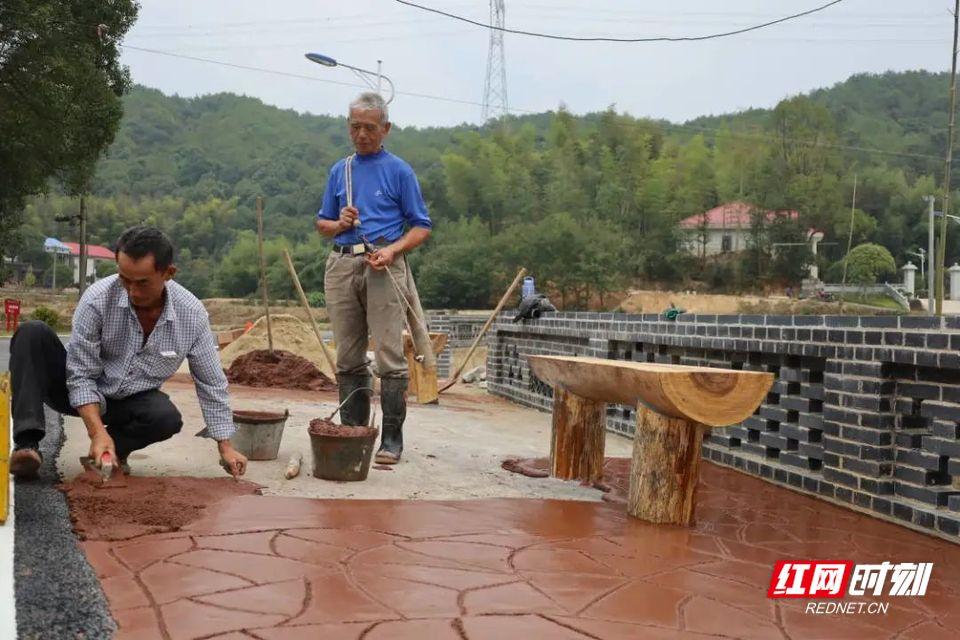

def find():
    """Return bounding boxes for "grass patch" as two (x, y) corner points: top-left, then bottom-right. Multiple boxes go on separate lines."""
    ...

(838, 294), (904, 311)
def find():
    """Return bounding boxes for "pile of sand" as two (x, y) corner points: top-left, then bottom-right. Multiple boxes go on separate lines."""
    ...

(220, 314), (335, 378)
(226, 349), (337, 392)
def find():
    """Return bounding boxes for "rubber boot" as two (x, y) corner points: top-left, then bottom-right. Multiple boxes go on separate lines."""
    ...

(337, 373), (371, 427)
(376, 377), (407, 464)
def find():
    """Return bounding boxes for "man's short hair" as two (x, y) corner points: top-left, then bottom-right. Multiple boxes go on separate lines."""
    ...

(349, 92), (389, 125)
(115, 226), (175, 271)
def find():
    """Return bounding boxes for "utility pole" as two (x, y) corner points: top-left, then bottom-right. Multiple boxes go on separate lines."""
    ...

(936, 0), (960, 315)
(481, 0), (508, 121)
(78, 195), (88, 296)
(256, 196), (274, 354)
(926, 195), (936, 315)
(841, 174), (857, 287)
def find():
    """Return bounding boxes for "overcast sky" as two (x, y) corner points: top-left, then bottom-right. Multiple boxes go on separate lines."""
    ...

(119, 0), (955, 128)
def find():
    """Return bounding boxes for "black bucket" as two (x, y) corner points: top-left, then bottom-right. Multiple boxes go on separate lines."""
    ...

(308, 421), (378, 482)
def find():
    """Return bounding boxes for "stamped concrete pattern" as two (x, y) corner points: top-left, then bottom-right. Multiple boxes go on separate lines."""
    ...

(82, 463), (960, 640)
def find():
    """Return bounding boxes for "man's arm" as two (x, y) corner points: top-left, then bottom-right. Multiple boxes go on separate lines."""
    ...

(367, 166), (432, 270)
(316, 210), (355, 238)
(315, 163), (351, 239)
(66, 301), (116, 463)
(187, 314), (247, 477)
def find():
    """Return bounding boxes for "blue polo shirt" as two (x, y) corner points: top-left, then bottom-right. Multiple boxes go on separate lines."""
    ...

(317, 149), (432, 246)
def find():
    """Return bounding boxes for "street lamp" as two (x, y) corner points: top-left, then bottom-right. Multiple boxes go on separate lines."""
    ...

(305, 52), (395, 104)
(908, 248), (927, 283)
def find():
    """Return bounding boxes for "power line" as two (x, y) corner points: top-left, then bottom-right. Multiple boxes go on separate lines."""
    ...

(118, 44), (539, 113)
(393, 0), (848, 43)
(118, 46), (941, 160)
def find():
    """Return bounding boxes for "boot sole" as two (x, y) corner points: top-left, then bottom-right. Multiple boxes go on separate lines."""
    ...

(10, 451), (42, 478)
(374, 452), (401, 465)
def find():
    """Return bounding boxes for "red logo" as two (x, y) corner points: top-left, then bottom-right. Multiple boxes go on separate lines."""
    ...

(768, 560), (853, 598)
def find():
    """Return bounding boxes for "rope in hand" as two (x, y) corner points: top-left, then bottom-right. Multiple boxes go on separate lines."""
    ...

(344, 154), (427, 360)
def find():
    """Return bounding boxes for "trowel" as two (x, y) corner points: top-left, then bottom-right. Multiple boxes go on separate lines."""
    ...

(79, 451), (126, 488)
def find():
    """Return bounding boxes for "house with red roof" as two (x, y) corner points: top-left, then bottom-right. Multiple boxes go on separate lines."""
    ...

(61, 241), (115, 287)
(679, 202), (801, 255)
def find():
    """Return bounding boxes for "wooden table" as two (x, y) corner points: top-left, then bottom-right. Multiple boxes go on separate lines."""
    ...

(528, 356), (773, 525)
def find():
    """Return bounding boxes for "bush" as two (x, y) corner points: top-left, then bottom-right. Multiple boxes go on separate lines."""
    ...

(307, 290), (325, 308)
(845, 243), (897, 285)
(31, 306), (63, 331)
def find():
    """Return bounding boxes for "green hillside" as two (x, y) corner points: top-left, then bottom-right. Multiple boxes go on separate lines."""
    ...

(9, 70), (956, 306)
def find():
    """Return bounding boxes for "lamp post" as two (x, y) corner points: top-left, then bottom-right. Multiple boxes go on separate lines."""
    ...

(305, 52), (395, 104)
(908, 248), (927, 283)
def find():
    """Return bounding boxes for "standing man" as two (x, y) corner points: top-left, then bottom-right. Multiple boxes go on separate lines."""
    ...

(8, 226), (247, 479)
(315, 92), (432, 465)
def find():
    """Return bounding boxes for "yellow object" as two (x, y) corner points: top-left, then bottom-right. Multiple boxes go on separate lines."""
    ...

(0, 372), (10, 525)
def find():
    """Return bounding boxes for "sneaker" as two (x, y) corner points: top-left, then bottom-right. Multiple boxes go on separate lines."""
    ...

(10, 447), (42, 479)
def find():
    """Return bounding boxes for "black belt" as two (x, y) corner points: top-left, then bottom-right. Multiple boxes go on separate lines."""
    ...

(333, 243), (368, 255)
(333, 239), (392, 255)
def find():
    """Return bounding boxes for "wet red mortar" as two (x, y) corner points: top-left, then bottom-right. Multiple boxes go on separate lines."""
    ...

(503, 456), (631, 503)
(76, 462), (960, 639)
(226, 349), (337, 392)
(308, 417), (377, 438)
(60, 474), (260, 541)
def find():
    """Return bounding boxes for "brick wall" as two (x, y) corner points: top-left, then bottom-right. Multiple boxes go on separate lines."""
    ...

(427, 312), (490, 378)
(487, 311), (960, 542)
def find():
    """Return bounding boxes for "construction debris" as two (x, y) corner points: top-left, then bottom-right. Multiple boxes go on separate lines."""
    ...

(461, 366), (485, 384)
(284, 452), (303, 479)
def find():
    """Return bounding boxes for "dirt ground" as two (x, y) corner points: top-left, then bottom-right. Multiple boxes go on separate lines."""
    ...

(58, 381), (634, 502)
(0, 289), (330, 333)
(617, 288), (893, 316)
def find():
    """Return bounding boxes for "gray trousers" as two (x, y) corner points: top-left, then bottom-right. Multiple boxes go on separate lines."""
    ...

(324, 252), (425, 379)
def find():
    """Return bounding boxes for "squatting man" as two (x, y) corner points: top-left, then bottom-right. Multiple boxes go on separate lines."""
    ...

(8, 226), (248, 479)
(315, 91), (432, 464)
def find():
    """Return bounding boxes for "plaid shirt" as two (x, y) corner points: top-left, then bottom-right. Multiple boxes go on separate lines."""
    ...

(66, 275), (234, 440)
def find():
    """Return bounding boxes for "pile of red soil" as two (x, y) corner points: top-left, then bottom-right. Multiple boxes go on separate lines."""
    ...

(501, 456), (632, 504)
(59, 474), (260, 541)
(308, 417), (377, 438)
(226, 349), (337, 392)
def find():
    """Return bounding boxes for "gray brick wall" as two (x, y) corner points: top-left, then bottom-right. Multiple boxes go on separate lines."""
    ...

(487, 311), (960, 542)
(426, 312), (490, 378)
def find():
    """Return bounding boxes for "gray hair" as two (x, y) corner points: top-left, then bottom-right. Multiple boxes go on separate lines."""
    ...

(349, 92), (389, 124)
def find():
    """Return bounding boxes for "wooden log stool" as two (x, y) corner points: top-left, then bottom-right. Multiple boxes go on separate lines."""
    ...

(403, 332), (449, 405)
(528, 356), (772, 525)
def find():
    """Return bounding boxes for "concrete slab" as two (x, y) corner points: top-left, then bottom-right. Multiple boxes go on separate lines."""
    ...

(79, 464), (960, 640)
(60, 380), (634, 501)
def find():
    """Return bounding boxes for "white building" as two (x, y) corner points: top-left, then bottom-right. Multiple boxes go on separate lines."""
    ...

(62, 242), (114, 286)
(680, 202), (804, 256)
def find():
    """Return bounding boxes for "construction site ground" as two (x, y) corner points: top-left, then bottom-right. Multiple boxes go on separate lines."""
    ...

(6, 316), (960, 639)
(60, 380), (632, 501)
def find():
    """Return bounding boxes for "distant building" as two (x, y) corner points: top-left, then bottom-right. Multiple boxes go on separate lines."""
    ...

(679, 201), (826, 280)
(62, 242), (114, 286)
(680, 201), (803, 256)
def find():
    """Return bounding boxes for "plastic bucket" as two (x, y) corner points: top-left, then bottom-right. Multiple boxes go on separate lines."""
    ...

(231, 409), (289, 461)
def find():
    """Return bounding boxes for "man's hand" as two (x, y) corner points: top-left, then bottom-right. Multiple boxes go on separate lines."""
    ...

(88, 430), (117, 467)
(366, 246), (397, 271)
(339, 206), (359, 230)
(218, 440), (247, 479)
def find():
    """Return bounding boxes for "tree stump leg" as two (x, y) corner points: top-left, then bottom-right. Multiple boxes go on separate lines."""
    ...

(550, 388), (606, 482)
(628, 404), (705, 525)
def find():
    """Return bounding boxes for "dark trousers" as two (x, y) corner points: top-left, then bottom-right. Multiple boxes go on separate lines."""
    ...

(10, 321), (183, 459)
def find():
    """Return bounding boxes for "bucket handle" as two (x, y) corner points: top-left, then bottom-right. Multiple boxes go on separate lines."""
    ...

(326, 386), (374, 422)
